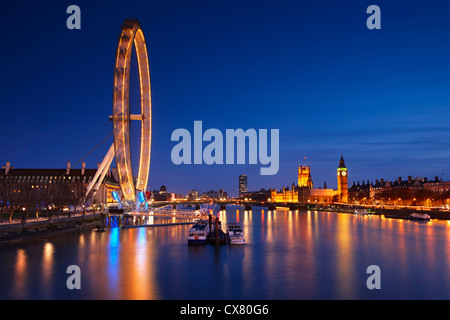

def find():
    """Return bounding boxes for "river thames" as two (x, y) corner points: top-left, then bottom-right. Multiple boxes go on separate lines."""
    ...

(1, 208), (450, 300)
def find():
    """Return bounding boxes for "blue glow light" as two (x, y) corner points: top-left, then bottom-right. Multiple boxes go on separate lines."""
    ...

(112, 191), (120, 202)
(138, 191), (145, 203)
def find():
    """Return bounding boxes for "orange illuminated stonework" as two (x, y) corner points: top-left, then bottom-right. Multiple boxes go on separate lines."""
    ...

(337, 155), (348, 203)
(270, 155), (349, 204)
(270, 184), (298, 202)
(298, 165), (313, 188)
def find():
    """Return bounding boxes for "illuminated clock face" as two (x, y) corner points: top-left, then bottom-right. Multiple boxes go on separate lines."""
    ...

(342, 171), (347, 176)
(337, 172), (340, 176)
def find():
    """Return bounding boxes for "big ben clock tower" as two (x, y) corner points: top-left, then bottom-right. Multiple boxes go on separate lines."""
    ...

(337, 155), (348, 203)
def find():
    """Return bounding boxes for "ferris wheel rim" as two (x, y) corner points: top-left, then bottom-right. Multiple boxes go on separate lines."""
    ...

(112, 19), (152, 203)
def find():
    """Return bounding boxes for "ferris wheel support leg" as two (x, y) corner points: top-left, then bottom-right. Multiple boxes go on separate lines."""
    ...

(85, 143), (115, 201)
(92, 148), (115, 197)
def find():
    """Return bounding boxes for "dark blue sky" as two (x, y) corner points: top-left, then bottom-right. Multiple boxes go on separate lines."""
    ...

(1, 0), (450, 196)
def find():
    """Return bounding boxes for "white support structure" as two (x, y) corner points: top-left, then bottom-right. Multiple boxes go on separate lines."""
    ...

(85, 143), (115, 201)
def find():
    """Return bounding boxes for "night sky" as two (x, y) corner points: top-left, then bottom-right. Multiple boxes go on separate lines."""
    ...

(1, 0), (450, 196)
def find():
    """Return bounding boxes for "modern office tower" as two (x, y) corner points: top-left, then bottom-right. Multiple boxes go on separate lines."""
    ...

(239, 174), (247, 197)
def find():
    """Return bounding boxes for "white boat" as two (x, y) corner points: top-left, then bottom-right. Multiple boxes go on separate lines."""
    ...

(408, 213), (431, 221)
(187, 220), (209, 244)
(227, 223), (245, 245)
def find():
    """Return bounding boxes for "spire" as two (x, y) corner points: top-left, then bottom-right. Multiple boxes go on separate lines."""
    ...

(338, 154), (346, 169)
(308, 170), (313, 189)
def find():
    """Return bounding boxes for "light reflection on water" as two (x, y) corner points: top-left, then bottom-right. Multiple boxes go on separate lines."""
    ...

(1, 210), (450, 299)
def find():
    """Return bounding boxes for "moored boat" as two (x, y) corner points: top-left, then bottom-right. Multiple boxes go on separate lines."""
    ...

(407, 213), (430, 221)
(354, 208), (371, 215)
(227, 222), (245, 245)
(187, 220), (209, 244)
(384, 212), (431, 221)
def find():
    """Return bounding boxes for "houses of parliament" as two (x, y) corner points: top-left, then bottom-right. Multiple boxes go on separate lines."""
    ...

(270, 155), (348, 203)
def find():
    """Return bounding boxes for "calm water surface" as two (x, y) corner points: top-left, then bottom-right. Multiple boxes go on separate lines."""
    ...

(1, 209), (450, 300)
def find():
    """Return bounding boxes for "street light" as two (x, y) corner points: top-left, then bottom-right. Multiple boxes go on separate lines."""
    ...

(21, 207), (26, 230)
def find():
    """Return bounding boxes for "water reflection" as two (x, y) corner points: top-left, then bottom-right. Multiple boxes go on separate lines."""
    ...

(41, 242), (54, 298)
(13, 249), (27, 299)
(2, 210), (450, 299)
(108, 228), (120, 297)
(335, 214), (356, 299)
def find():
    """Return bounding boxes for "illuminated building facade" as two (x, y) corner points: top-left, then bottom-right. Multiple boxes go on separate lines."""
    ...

(298, 165), (313, 188)
(424, 180), (450, 193)
(270, 156), (349, 204)
(349, 175), (449, 205)
(0, 161), (120, 208)
(270, 183), (299, 202)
